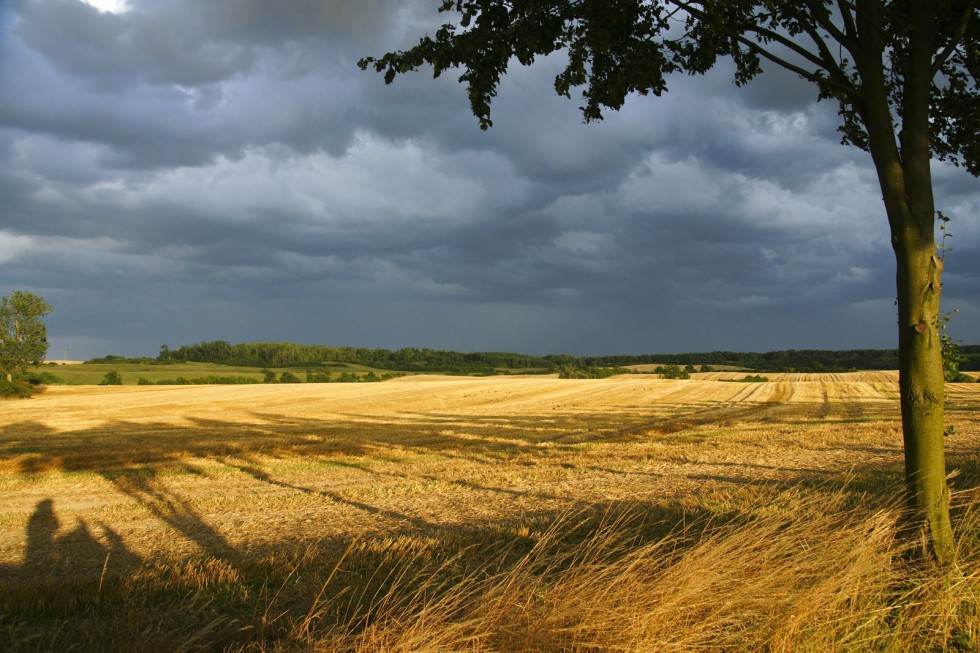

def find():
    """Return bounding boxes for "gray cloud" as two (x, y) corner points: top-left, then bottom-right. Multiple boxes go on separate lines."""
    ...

(1, 0), (977, 359)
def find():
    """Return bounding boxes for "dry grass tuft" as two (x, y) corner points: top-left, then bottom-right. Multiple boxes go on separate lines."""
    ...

(244, 486), (979, 653)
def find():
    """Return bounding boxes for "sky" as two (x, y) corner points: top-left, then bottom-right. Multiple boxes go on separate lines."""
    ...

(1, 0), (978, 361)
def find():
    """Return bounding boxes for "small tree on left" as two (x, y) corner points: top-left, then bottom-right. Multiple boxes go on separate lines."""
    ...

(0, 291), (52, 384)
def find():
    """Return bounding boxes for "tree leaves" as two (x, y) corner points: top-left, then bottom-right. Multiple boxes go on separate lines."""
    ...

(360, 1), (977, 171)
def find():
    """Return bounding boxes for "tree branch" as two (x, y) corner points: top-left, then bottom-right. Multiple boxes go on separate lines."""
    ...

(801, 0), (857, 53)
(932, 0), (977, 74)
(796, 4), (861, 92)
(671, 0), (830, 70)
(667, 0), (859, 99)
(836, 0), (859, 42)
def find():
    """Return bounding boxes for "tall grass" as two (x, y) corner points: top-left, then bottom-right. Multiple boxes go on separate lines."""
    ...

(3, 480), (978, 651)
(284, 486), (978, 653)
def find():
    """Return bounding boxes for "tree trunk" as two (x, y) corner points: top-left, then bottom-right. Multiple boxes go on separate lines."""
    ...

(854, 0), (954, 562)
(892, 222), (954, 562)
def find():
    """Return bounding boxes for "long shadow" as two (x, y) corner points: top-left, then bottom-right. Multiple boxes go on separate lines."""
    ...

(218, 455), (439, 531)
(2, 446), (977, 652)
(1, 498), (141, 583)
(101, 467), (237, 563)
(0, 395), (909, 479)
(0, 392), (941, 596)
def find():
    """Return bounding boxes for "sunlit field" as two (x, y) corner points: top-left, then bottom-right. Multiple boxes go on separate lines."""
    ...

(2, 373), (979, 651)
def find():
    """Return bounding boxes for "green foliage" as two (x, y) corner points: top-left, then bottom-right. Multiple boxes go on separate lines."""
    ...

(558, 364), (631, 379)
(655, 365), (690, 380)
(26, 371), (62, 385)
(99, 371), (123, 386)
(157, 340), (980, 376)
(306, 370), (332, 383)
(724, 375), (770, 383)
(0, 379), (33, 398)
(361, 1), (978, 176)
(279, 371), (301, 384)
(566, 349), (905, 373)
(939, 310), (970, 383)
(261, 368), (278, 384)
(86, 354), (160, 365)
(163, 340), (555, 374)
(144, 376), (261, 386)
(0, 291), (51, 382)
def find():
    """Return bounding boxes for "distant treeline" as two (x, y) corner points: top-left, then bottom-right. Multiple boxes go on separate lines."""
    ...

(87, 342), (980, 374)
(567, 346), (980, 372)
(156, 341), (554, 374)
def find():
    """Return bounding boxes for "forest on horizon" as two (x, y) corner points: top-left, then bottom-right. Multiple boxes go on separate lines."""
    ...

(84, 340), (980, 374)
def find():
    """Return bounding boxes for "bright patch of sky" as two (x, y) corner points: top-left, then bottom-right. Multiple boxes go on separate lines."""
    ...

(79, 0), (130, 14)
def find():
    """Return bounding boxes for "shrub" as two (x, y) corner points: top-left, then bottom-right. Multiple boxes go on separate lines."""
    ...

(99, 371), (123, 386)
(655, 365), (690, 379)
(948, 371), (978, 383)
(0, 379), (33, 398)
(559, 365), (631, 379)
(148, 376), (260, 385)
(200, 375), (260, 385)
(27, 371), (62, 385)
(279, 371), (301, 383)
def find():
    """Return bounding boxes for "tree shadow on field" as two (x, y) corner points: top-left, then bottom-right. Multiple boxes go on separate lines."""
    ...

(216, 454), (438, 531)
(1, 391), (979, 652)
(102, 467), (236, 562)
(0, 394), (967, 580)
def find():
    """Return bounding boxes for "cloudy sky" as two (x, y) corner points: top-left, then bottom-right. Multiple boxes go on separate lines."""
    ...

(1, 0), (978, 360)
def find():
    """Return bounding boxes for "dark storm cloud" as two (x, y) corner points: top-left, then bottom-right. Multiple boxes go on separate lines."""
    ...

(1, 0), (977, 359)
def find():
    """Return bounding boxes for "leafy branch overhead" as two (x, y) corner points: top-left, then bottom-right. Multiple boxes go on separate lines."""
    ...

(360, 1), (977, 174)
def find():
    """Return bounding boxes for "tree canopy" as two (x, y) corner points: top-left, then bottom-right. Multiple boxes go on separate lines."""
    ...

(362, 1), (977, 174)
(0, 291), (52, 383)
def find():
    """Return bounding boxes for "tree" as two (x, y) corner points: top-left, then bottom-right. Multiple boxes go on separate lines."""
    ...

(99, 370), (123, 386)
(362, 1), (978, 562)
(0, 291), (52, 383)
(655, 364), (691, 379)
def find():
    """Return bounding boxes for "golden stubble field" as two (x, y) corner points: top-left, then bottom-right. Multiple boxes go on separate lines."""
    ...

(1, 372), (978, 576)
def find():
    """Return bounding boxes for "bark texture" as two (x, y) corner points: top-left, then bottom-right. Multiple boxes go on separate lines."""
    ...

(854, 0), (954, 564)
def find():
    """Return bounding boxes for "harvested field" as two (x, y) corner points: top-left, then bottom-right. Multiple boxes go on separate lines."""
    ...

(1, 375), (978, 651)
(1, 374), (977, 565)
